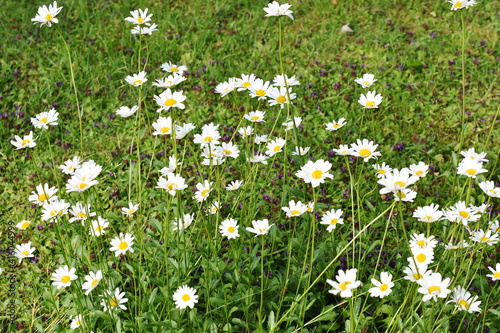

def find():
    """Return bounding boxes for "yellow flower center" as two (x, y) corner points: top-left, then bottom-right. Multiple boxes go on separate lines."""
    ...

(416, 253), (427, 263)
(91, 279), (99, 288)
(493, 272), (500, 278)
(416, 240), (427, 248)
(182, 294), (191, 302)
(167, 183), (177, 191)
(75, 320), (81, 326)
(77, 183), (88, 189)
(276, 96), (287, 103)
(311, 170), (323, 179)
(256, 89), (266, 96)
(454, 2), (463, 8)
(251, 116), (260, 121)
(40, 117), (48, 123)
(223, 149), (232, 155)
(165, 98), (177, 106)
(365, 101), (376, 107)
(273, 146), (282, 152)
(413, 273), (423, 280)
(330, 218), (338, 225)
(161, 127), (171, 134)
(133, 80), (143, 85)
(378, 169), (386, 174)
(394, 181), (406, 188)
(45, 14), (53, 21)
(459, 211), (469, 218)
(118, 241), (128, 250)
(227, 226), (235, 233)
(203, 136), (213, 142)
(339, 281), (352, 291)
(21, 139), (31, 146)
(201, 189), (210, 197)
(110, 297), (118, 307)
(458, 299), (469, 309)
(170, 67), (179, 72)
(242, 82), (251, 88)
(379, 284), (389, 292)
(137, 17), (144, 23)
(21, 251), (29, 256)
(465, 169), (476, 175)
(363, 81), (371, 86)
(428, 286), (441, 295)
(61, 275), (71, 283)
(77, 212), (87, 218)
(20, 221), (30, 229)
(38, 194), (49, 202)
(333, 124), (341, 129)
(291, 210), (301, 215)
(396, 190), (406, 199)
(416, 170), (424, 175)
(95, 225), (104, 232)
(425, 216), (433, 221)
(479, 237), (490, 242)
(359, 148), (371, 158)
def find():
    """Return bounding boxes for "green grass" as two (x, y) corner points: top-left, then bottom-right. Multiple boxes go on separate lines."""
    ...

(1, 0), (499, 332)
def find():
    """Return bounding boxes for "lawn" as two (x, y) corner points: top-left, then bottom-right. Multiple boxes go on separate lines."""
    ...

(0, 0), (499, 332)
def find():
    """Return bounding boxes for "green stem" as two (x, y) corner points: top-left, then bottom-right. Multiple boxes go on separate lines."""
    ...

(55, 26), (83, 154)
(259, 235), (265, 330)
(458, 10), (467, 149)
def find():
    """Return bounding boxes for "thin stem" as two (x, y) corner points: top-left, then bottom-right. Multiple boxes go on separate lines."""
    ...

(458, 10), (467, 149)
(259, 235), (265, 330)
(56, 26), (83, 154)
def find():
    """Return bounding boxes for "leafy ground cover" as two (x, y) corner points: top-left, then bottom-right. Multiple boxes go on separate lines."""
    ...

(1, 0), (499, 332)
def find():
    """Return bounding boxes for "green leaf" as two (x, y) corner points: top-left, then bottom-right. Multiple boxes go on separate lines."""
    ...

(232, 318), (248, 328)
(148, 287), (158, 305)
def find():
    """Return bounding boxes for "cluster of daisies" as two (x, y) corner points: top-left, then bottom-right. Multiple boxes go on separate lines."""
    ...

(355, 73), (383, 109)
(326, 240), (492, 314)
(10, 107), (61, 149)
(326, 206), (498, 312)
(124, 8), (158, 35)
(14, 162), (200, 329)
(408, 148), (500, 247)
(214, 73), (299, 109)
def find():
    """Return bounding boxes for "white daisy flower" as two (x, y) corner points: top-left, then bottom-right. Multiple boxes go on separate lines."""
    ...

(219, 218), (240, 239)
(358, 91), (383, 108)
(31, 1), (63, 27)
(263, 1), (294, 20)
(354, 73), (377, 88)
(109, 233), (135, 257)
(51, 265), (77, 289)
(125, 71), (148, 87)
(160, 61), (188, 75)
(172, 285), (198, 309)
